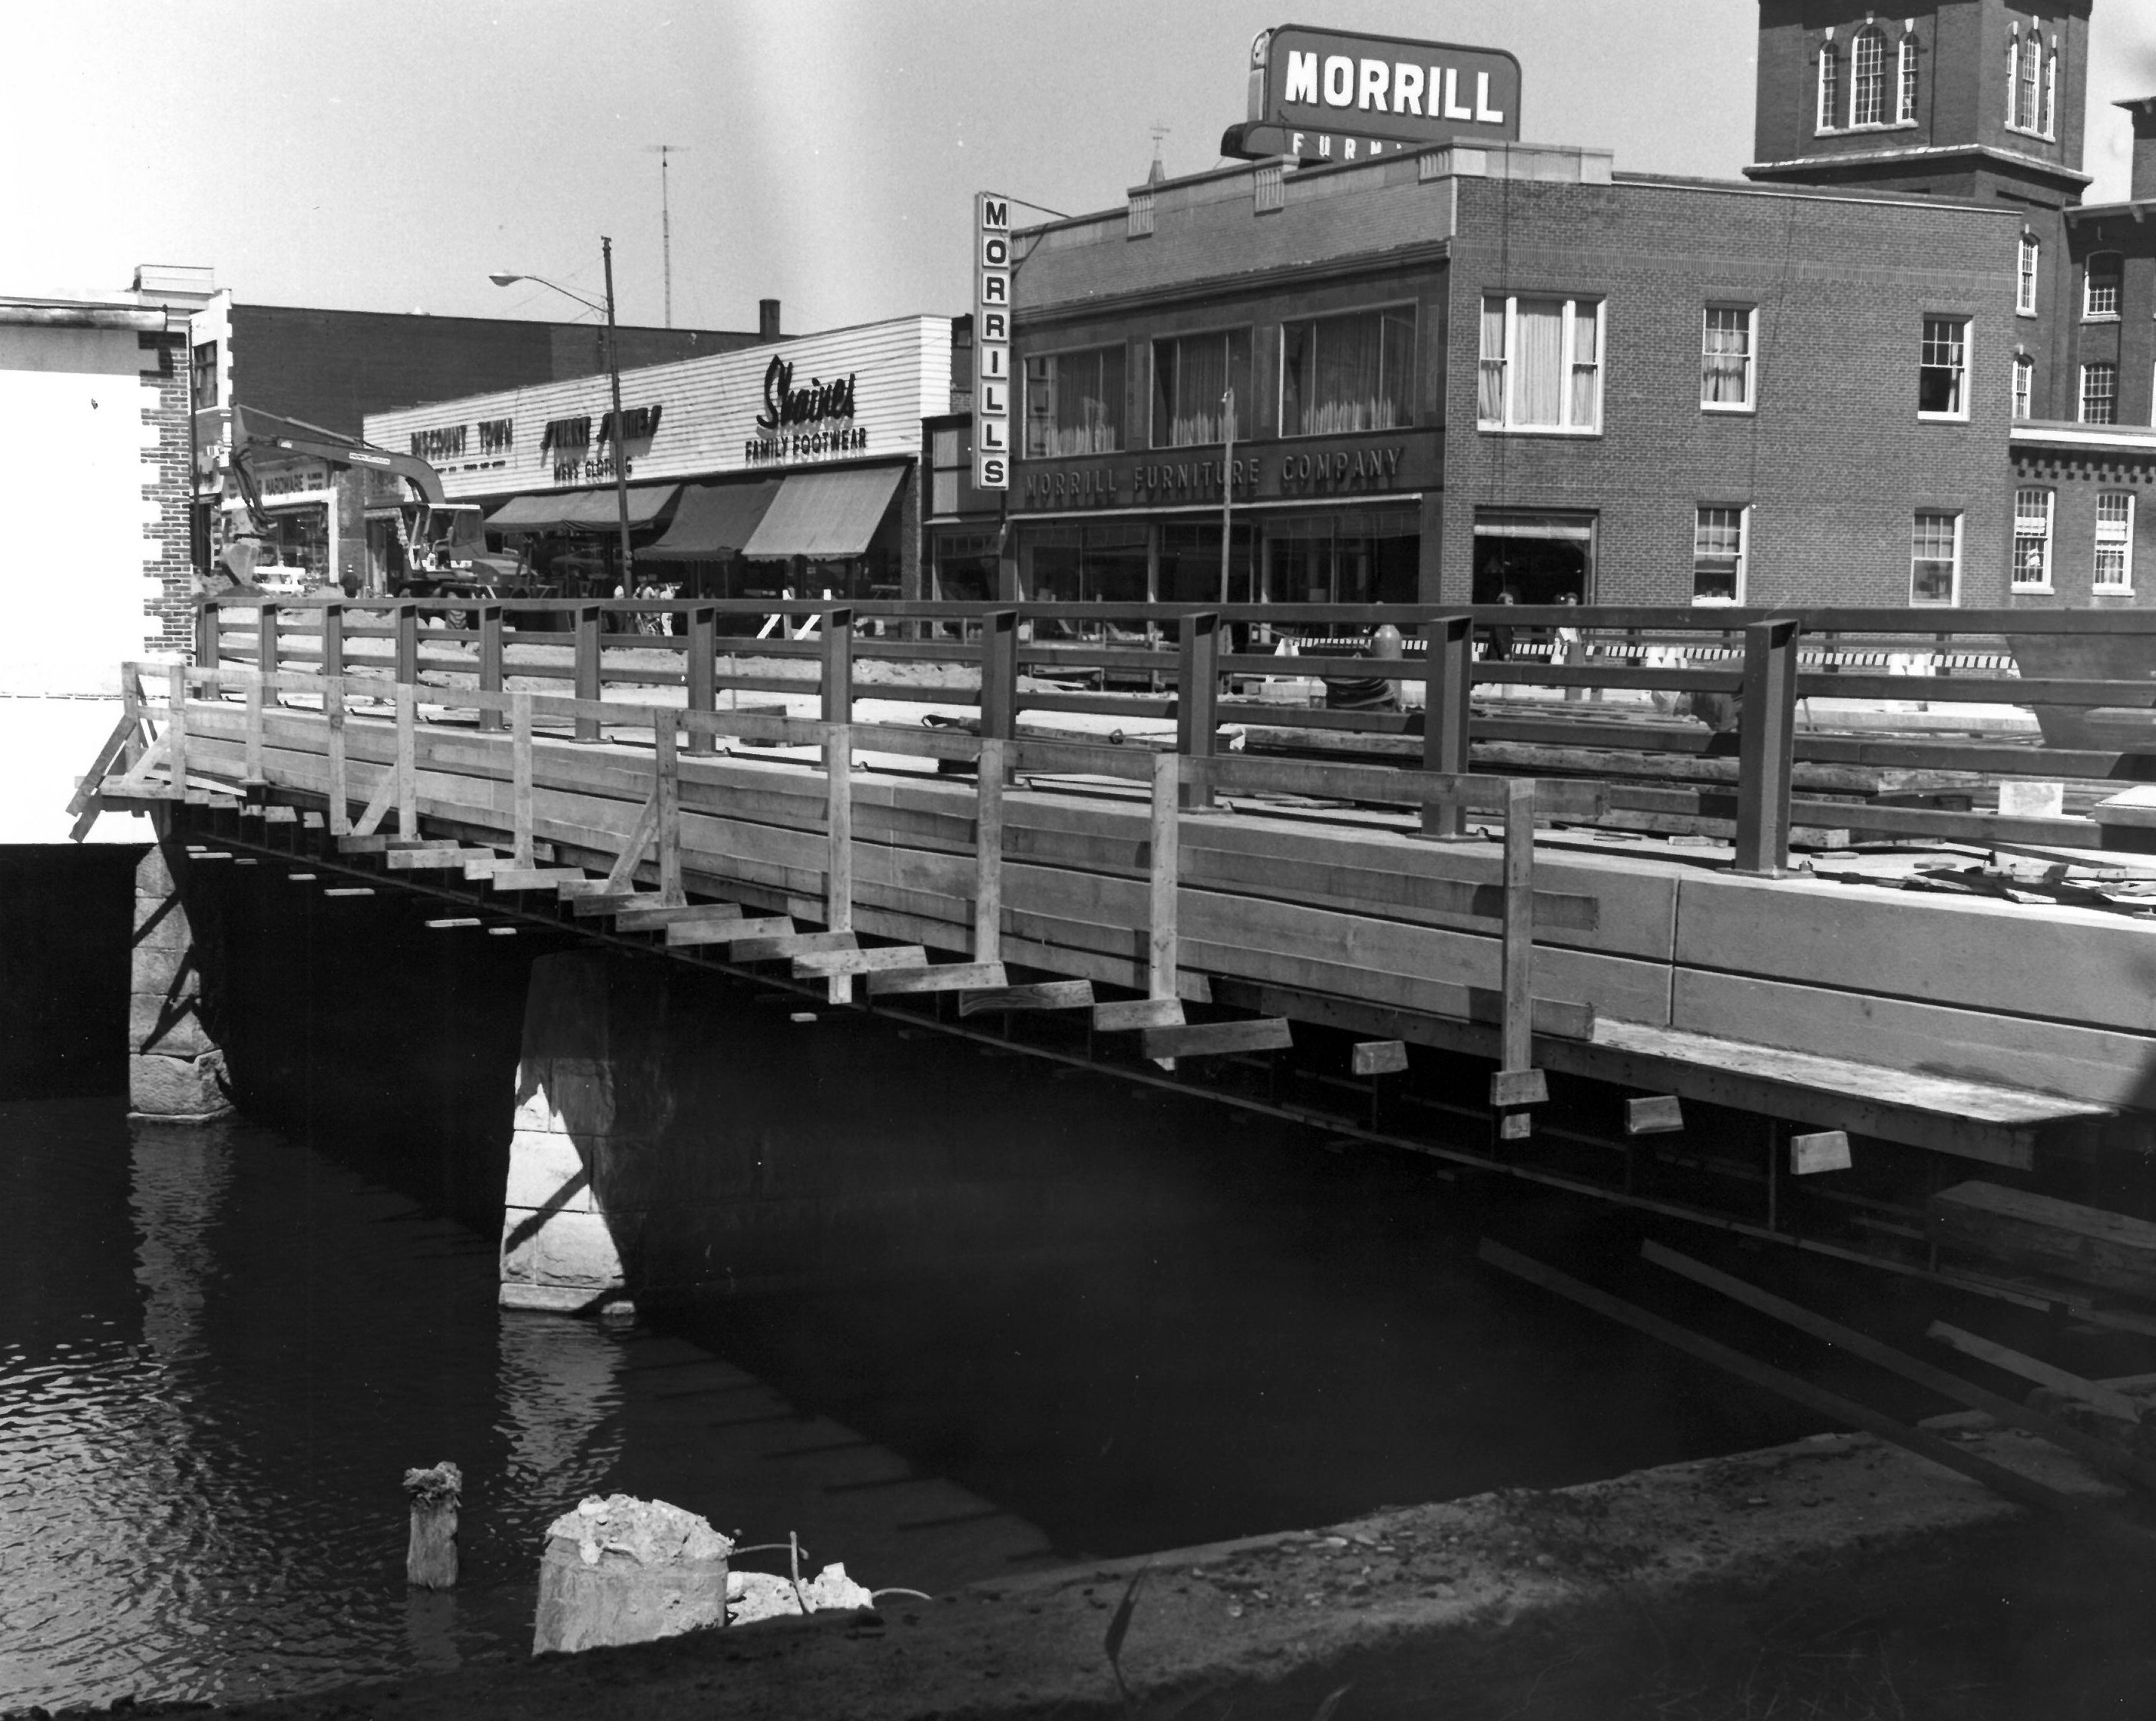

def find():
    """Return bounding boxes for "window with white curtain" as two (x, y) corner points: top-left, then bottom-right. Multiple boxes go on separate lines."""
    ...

(1701, 306), (1756, 409)
(1898, 31), (1920, 122)
(1693, 506), (1746, 604)
(1478, 296), (1602, 433)
(2096, 493), (2135, 591)
(1817, 39), (1840, 132)
(1279, 306), (1416, 437)
(1851, 28), (1887, 124)
(1023, 346), (1126, 458)
(2012, 354), (2033, 419)
(2017, 237), (2039, 315)
(1151, 329), (1252, 447)
(1910, 511), (1961, 604)
(2012, 488), (2052, 590)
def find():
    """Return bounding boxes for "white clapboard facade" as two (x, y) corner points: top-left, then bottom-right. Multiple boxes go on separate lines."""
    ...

(365, 316), (952, 501)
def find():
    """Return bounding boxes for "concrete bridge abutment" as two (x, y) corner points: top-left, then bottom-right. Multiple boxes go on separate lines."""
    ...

(127, 828), (233, 1123)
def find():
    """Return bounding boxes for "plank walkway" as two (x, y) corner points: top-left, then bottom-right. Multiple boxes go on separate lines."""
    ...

(83, 657), (2143, 1178)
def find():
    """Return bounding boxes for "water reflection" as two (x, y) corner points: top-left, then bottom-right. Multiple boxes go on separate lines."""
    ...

(495, 1313), (624, 1509)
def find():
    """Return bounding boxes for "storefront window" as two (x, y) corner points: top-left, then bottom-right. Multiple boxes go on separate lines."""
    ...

(1152, 330), (1252, 447)
(1280, 308), (1416, 436)
(1262, 507), (1418, 607)
(1023, 347), (1126, 458)
(1159, 523), (1256, 605)
(1472, 511), (1596, 604)
(933, 530), (1000, 602)
(1020, 524), (1148, 635)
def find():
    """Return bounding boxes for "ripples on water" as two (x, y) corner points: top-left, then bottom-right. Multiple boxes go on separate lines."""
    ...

(0, 1100), (630, 1713)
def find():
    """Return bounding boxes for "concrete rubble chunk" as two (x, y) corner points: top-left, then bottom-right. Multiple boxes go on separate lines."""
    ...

(532, 1494), (734, 1655)
(726, 1562), (876, 1627)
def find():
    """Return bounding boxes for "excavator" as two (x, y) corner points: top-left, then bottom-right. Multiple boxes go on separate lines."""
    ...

(216, 405), (519, 601)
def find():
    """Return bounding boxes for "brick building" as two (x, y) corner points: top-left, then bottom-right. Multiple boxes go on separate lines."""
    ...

(926, 0), (2144, 614)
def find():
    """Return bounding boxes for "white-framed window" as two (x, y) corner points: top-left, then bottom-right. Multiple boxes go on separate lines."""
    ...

(1919, 316), (1970, 419)
(1911, 511), (1961, 605)
(1023, 346), (1126, 458)
(1898, 31), (1920, 123)
(2096, 492), (2136, 591)
(1693, 505), (1747, 604)
(1477, 295), (1603, 434)
(1151, 329), (1252, 447)
(1701, 306), (1756, 410)
(2040, 35), (2056, 137)
(2011, 486), (2053, 590)
(1817, 37), (1840, 133)
(2085, 253), (2121, 320)
(2008, 28), (2056, 137)
(1279, 305), (1416, 437)
(2012, 353), (2034, 420)
(1851, 27), (1887, 124)
(2017, 236), (2039, 316)
(2082, 362), (2118, 425)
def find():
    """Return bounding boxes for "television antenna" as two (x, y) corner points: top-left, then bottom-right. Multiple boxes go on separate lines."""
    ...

(644, 143), (688, 326)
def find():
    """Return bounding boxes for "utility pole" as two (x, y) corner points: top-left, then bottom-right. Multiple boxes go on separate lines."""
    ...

(1219, 386), (1235, 605)
(645, 143), (686, 328)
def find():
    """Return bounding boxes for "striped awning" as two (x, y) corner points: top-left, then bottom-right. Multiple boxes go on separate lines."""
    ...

(740, 465), (905, 561)
(486, 485), (679, 533)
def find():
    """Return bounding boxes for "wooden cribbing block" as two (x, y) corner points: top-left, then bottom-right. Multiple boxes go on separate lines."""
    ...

(1496, 1113), (1533, 1141)
(263, 806), (298, 825)
(1140, 1018), (1292, 1060)
(1789, 1130), (1853, 1175)
(491, 869), (586, 892)
(1927, 1182), (2156, 1301)
(1093, 997), (1186, 1033)
(1926, 1320), (2142, 1422)
(868, 961), (1010, 996)
(613, 902), (744, 932)
(730, 929), (857, 961)
(461, 854), (509, 879)
(958, 980), (1096, 1018)
(573, 892), (656, 917)
(1490, 1068), (1549, 1109)
(557, 879), (620, 900)
(1351, 1040), (1410, 1077)
(792, 945), (928, 979)
(667, 915), (793, 949)
(386, 847), (481, 870)
(1625, 1096), (1685, 1136)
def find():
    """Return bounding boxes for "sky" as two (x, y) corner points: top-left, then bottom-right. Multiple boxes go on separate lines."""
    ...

(11, 2), (2156, 336)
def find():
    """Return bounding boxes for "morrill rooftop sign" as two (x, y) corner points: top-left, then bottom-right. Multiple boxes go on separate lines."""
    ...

(1222, 25), (1521, 164)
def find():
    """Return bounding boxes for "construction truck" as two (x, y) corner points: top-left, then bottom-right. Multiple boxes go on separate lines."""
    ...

(219, 405), (521, 601)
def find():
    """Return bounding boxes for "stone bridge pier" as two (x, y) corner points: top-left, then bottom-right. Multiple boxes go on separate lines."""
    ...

(128, 828), (233, 1123)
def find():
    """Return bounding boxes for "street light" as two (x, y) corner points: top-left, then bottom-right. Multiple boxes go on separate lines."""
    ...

(490, 237), (635, 594)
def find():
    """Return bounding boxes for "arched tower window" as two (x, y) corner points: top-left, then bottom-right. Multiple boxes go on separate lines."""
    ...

(2017, 25), (2040, 131)
(2039, 35), (2056, 137)
(1817, 36), (1840, 132)
(1897, 30), (1919, 122)
(1852, 27), (1887, 126)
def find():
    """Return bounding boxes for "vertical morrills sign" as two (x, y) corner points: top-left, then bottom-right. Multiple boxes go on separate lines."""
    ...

(974, 194), (1011, 489)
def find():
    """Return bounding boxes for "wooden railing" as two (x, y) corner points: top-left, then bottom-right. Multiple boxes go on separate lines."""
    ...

(190, 596), (2156, 875)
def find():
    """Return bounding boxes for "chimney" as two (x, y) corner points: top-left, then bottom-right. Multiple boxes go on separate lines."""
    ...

(759, 298), (782, 343)
(2119, 98), (2156, 203)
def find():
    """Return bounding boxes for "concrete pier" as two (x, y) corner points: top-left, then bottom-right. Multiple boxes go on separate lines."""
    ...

(500, 952), (672, 1315)
(127, 835), (233, 1122)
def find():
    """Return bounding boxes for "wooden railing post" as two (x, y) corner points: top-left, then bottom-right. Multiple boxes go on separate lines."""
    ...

(1149, 751), (1181, 1000)
(167, 663), (190, 796)
(1734, 617), (1801, 878)
(121, 664), (143, 772)
(980, 607), (1018, 740)
(974, 736), (1005, 964)
(686, 604), (717, 754)
(573, 604), (602, 743)
(825, 717), (854, 1004)
(243, 674), (266, 786)
(320, 601), (345, 680)
(477, 604), (504, 732)
(257, 601), (281, 678)
(822, 606), (855, 725)
(511, 690), (534, 865)
(656, 719), (683, 907)
(395, 682), (418, 839)
(1420, 611), (1474, 840)
(1176, 611), (1220, 810)
(394, 601), (419, 687)
(326, 675), (349, 836)
(195, 599), (220, 669)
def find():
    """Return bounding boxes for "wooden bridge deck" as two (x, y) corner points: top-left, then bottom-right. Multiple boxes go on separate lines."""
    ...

(83, 635), (2144, 1180)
